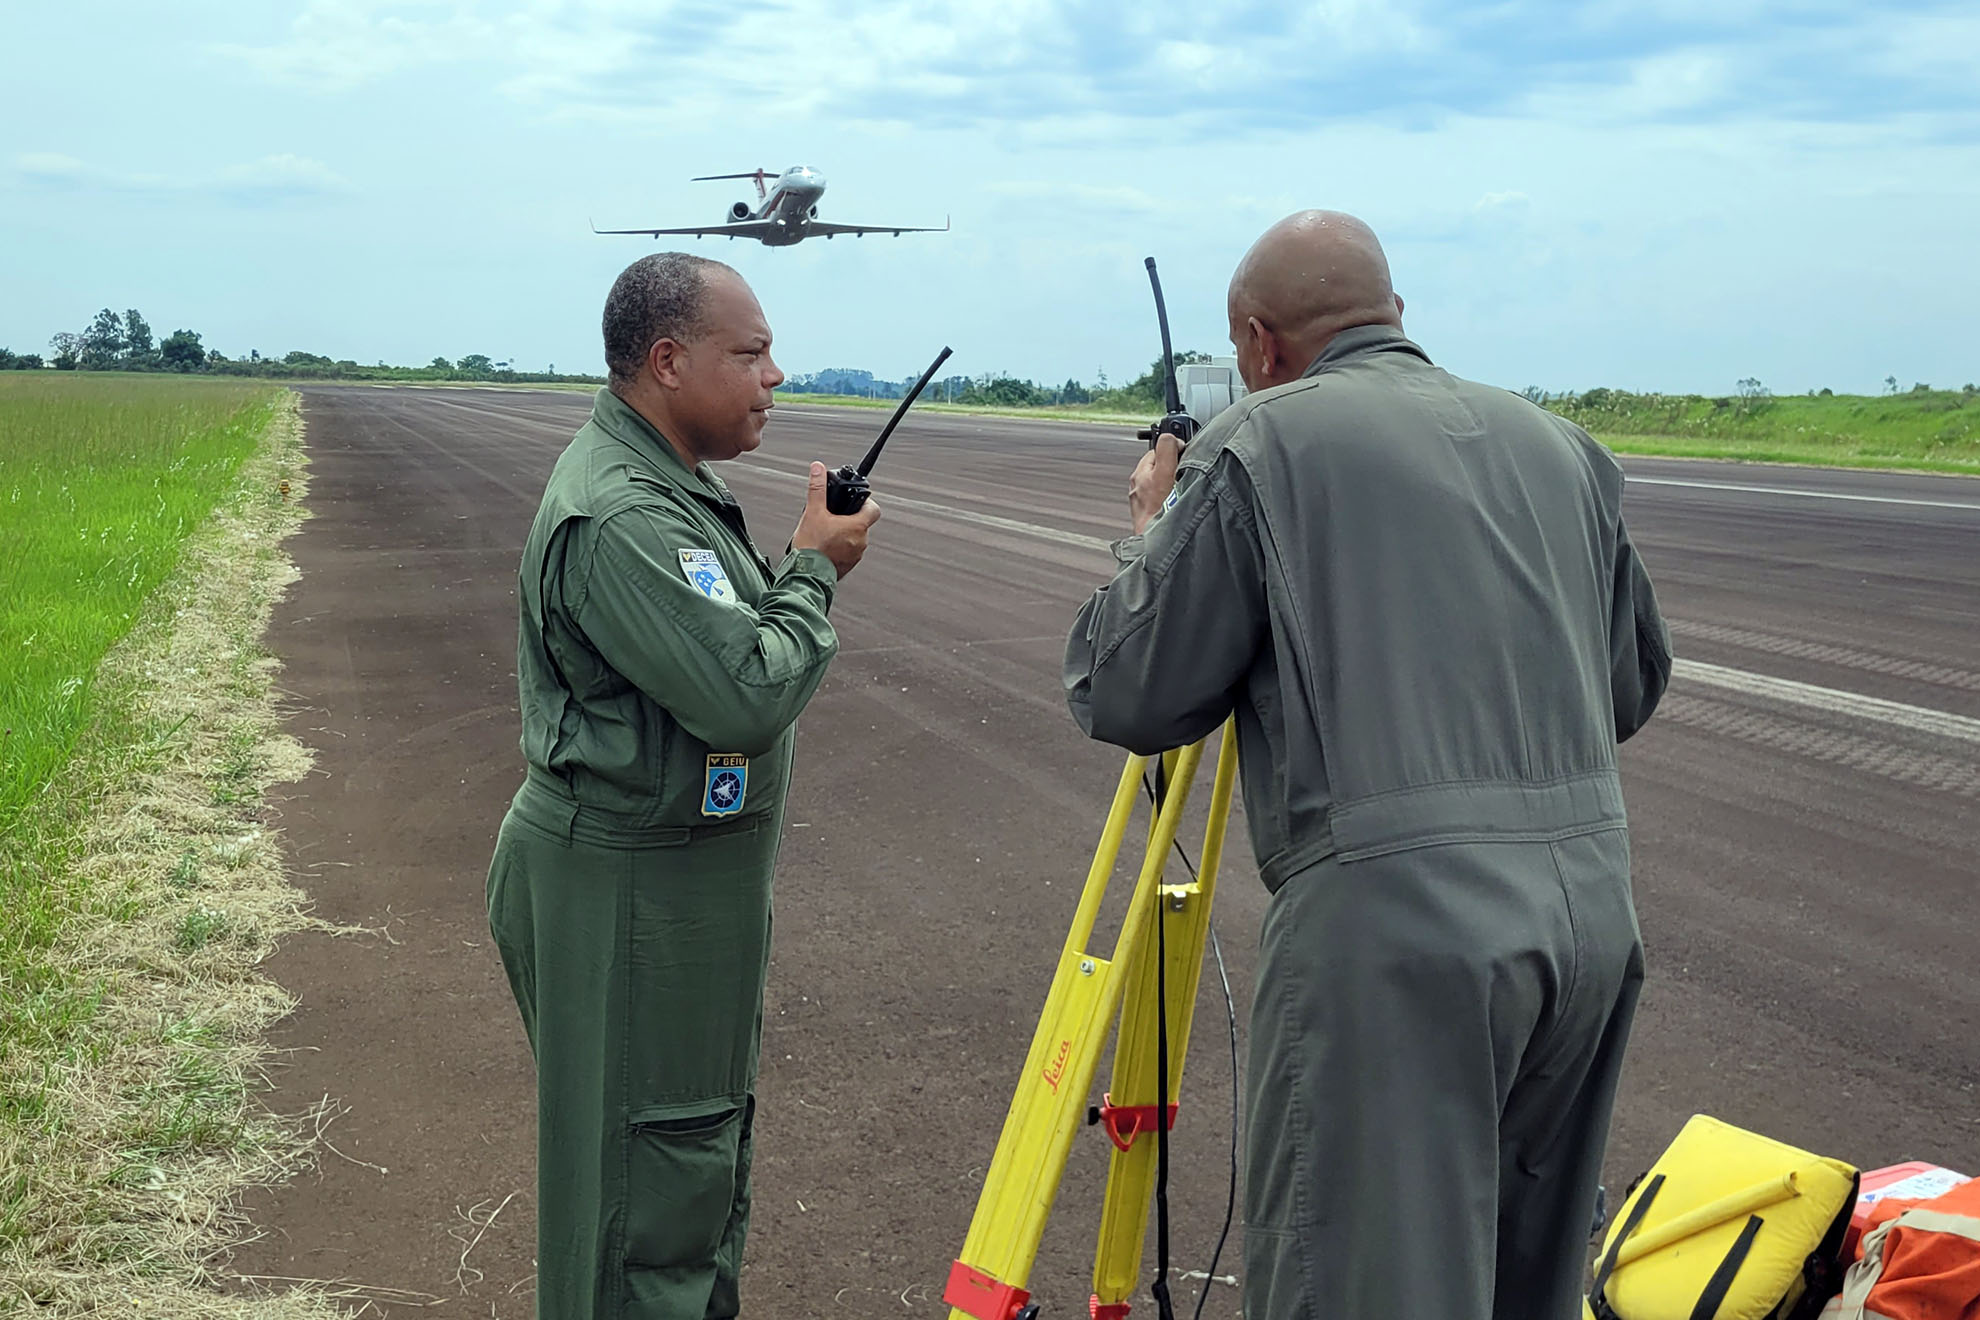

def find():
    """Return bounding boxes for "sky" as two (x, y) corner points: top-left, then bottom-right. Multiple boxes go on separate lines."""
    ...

(3, 1), (1976, 396)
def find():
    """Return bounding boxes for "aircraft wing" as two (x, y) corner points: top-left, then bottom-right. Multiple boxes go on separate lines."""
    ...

(803, 217), (951, 237)
(590, 220), (786, 241)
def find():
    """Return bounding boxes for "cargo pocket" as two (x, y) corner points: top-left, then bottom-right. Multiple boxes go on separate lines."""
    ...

(623, 1102), (744, 1272)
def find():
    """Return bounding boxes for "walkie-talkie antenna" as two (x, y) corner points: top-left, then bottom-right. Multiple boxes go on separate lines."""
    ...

(823, 344), (955, 515)
(1146, 256), (1183, 419)
(1136, 257), (1200, 450)
(855, 345), (953, 477)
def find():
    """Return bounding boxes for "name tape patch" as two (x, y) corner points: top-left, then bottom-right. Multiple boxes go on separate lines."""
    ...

(678, 548), (736, 603)
(703, 754), (748, 817)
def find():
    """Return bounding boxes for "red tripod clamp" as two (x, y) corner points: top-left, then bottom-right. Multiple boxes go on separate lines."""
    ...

(1092, 1091), (1178, 1153)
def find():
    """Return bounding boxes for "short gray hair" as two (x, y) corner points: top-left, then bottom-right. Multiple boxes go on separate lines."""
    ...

(601, 252), (731, 386)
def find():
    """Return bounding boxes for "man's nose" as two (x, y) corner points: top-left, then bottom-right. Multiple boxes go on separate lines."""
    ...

(763, 355), (785, 389)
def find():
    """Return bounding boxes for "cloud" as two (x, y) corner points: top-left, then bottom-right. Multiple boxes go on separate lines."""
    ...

(11, 151), (349, 202)
(211, 0), (1980, 140)
(216, 153), (353, 202)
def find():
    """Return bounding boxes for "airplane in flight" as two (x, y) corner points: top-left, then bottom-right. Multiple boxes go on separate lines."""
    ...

(592, 165), (949, 247)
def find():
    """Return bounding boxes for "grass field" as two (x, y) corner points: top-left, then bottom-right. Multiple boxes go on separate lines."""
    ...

(1545, 387), (1980, 472)
(0, 375), (281, 836)
(0, 375), (339, 1315)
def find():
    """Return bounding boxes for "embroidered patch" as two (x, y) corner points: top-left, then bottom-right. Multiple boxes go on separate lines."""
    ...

(678, 548), (736, 603)
(1160, 485), (1182, 514)
(703, 754), (748, 817)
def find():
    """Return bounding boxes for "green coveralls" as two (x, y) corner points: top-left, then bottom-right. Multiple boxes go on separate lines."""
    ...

(486, 388), (840, 1320)
(1064, 327), (1673, 1320)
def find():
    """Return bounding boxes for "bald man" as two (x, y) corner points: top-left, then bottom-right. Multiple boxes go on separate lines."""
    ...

(1065, 212), (1671, 1320)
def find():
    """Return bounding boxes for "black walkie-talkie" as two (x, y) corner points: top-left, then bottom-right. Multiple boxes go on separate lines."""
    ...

(1134, 257), (1199, 452)
(825, 344), (954, 515)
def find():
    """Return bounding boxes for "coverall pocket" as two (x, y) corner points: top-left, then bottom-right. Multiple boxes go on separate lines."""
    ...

(623, 1103), (744, 1270)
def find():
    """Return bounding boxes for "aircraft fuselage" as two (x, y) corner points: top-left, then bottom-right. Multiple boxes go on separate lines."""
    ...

(744, 166), (828, 246)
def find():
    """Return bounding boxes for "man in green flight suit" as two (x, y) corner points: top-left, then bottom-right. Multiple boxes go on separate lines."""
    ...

(1065, 212), (1672, 1319)
(487, 252), (880, 1319)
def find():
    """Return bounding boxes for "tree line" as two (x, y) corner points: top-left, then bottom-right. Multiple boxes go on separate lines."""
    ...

(0, 307), (601, 384)
(791, 352), (1214, 411)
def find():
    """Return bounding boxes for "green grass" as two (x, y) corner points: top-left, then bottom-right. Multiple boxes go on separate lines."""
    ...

(1532, 387), (1980, 474)
(0, 374), (281, 839)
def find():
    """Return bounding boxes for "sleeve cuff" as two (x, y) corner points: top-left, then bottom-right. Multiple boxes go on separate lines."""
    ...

(1110, 534), (1146, 566)
(777, 546), (841, 602)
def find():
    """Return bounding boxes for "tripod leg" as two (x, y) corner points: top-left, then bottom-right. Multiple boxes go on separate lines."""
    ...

(1090, 721), (1240, 1319)
(945, 737), (1212, 1320)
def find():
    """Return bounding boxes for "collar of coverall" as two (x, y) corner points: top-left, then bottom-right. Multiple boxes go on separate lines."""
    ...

(1298, 323), (1431, 380)
(589, 386), (739, 508)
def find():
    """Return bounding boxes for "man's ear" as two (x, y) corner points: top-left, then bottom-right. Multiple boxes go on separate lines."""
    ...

(646, 337), (684, 391)
(1393, 292), (1406, 318)
(1248, 315), (1280, 381)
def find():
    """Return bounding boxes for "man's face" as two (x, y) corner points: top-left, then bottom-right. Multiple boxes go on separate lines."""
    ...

(662, 271), (784, 462)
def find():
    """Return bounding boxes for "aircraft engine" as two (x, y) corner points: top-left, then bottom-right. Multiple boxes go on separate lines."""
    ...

(728, 201), (752, 222)
(808, 204), (819, 219)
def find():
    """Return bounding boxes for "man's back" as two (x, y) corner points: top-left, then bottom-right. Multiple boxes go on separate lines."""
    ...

(1067, 324), (1669, 890)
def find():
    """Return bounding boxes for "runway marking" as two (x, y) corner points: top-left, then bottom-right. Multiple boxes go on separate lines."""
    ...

(1658, 693), (1980, 798)
(733, 460), (1113, 552)
(731, 461), (1980, 747)
(1631, 476), (1980, 511)
(1669, 619), (1980, 693)
(1674, 659), (1980, 747)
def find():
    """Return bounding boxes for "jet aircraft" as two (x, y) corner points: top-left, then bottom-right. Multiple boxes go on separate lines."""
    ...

(592, 165), (949, 247)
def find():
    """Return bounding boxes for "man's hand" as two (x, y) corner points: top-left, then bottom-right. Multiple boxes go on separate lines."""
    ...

(791, 461), (881, 579)
(1129, 432), (1183, 535)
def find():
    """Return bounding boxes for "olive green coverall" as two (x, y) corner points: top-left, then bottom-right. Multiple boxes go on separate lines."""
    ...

(1064, 327), (1672, 1320)
(487, 388), (840, 1319)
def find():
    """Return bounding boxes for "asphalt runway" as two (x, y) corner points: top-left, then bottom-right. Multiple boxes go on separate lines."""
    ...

(231, 387), (1980, 1318)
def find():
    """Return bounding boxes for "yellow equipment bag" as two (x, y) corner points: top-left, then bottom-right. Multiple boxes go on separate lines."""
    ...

(1590, 1115), (1861, 1320)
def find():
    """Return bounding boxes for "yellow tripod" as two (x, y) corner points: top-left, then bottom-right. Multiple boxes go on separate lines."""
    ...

(944, 721), (1241, 1320)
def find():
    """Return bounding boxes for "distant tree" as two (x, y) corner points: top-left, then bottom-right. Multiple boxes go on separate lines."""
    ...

(81, 308), (125, 369)
(1818, 387), (1833, 397)
(1735, 377), (1768, 400)
(0, 348), (18, 369)
(429, 356), (453, 371)
(249, 349), (261, 363)
(1884, 374), (1898, 395)
(49, 332), (82, 369)
(1059, 377), (1090, 404)
(123, 309), (155, 365)
(1121, 350), (1210, 402)
(458, 353), (494, 375)
(207, 348), (230, 365)
(284, 350), (333, 367)
(1520, 386), (1546, 403)
(1964, 384), (1977, 395)
(17, 352), (44, 369)
(1911, 382), (1932, 393)
(159, 329), (205, 371)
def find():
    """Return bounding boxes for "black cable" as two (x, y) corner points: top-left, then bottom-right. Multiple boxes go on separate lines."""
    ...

(1193, 921), (1240, 1320)
(1140, 773), (1242, 1320)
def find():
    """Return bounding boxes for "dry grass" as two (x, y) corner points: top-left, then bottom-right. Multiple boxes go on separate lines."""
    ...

(0, 396), (357, 1317)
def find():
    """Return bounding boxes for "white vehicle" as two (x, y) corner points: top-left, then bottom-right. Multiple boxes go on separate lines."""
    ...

(1178, 357), (1247, 427)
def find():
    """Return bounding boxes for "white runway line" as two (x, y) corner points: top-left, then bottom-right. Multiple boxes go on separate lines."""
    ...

(1631, 476), (1980, 511)
(1674, 659), (1980, 747)
(734, 460), (1980, 746)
